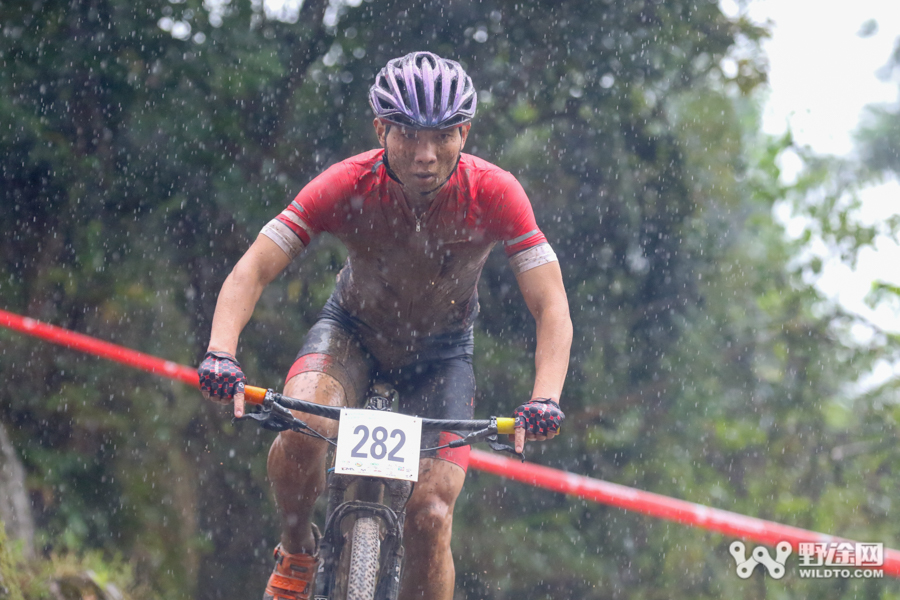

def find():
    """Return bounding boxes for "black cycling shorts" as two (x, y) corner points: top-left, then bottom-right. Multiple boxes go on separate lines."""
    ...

(285, 301), (476, 470)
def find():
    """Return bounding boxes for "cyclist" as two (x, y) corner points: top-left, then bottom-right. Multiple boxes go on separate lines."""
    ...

(199, 51), (572, 600)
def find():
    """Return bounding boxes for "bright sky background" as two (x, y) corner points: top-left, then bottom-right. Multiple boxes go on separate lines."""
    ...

(722, 0), (900, 385)
(748, 0), (900, 157)
(724, 0), (900, 338)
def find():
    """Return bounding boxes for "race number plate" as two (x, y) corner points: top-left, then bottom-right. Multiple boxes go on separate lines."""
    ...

(335, 409), (423, 481)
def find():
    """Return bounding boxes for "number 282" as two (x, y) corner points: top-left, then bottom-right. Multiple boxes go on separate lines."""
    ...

(350, 425), (406, 462)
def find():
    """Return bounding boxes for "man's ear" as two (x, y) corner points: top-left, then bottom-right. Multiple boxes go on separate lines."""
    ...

(374, 118), (388, 147)
(459, 123), (472, 150)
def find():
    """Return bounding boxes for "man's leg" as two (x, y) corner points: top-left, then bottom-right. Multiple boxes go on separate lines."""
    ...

(397, 458), (466, 600)
(267, 370), (346, 554)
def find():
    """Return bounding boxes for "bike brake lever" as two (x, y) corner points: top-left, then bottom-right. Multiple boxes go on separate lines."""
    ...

(447, 428), (494, 448)
(445, 429), (525, 461)
(235, 411), (294, 432)
(487, 435), (525, 462)
(234, 403), (310, 434)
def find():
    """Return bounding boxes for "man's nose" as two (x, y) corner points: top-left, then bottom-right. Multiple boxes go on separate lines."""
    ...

(414, 139), (437, 164)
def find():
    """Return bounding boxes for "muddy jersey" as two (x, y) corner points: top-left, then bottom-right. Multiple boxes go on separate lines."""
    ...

(261, 149), (557, 367)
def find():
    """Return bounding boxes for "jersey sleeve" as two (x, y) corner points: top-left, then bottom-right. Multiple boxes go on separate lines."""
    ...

(260, 161), (355, 260)
(483, 171), (559, 275)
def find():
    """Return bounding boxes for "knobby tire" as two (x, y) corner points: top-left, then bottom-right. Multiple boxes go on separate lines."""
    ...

(346, 517), (380, 600)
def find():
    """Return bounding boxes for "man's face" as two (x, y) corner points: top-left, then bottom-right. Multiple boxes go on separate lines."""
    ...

(374, 119), (471, 198)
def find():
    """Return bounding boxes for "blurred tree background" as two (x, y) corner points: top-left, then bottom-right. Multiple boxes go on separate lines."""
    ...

(1, 0), (899, 598)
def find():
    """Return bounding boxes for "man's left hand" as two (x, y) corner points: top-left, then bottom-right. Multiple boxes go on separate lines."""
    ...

(512, 398), (564, 453)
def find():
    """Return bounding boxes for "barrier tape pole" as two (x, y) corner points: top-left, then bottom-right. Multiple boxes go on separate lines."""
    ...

(3, 307), (898, 577)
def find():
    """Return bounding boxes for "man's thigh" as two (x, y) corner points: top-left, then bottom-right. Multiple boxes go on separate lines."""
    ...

(282, 371), (347, 439)
(282, 317), (375, 439)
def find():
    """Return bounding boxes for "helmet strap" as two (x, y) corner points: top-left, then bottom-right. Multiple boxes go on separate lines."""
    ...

(380, 149), (403, 184)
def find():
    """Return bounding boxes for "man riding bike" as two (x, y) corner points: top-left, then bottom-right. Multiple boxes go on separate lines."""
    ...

(198, 51), (572, 600)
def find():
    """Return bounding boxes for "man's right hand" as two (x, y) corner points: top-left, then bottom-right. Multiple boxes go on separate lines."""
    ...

(198, 351), (246, 417)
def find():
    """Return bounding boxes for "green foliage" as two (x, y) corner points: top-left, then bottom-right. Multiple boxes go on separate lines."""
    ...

(2, 0), (899, 598)
(0, 524), (24, 600)
(1, 524), (148, 600)
(853, 37), (900, 342)
(856, 35), (900, 178)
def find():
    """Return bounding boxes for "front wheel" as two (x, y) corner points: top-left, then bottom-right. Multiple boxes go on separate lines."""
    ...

(346, 516), (380, 600)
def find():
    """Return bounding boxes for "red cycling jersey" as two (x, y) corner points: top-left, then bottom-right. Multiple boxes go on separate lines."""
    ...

(261, 149), (557, 367)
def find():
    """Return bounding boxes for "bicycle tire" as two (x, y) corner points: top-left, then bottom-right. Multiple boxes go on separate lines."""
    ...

(346, 516), (380, 600)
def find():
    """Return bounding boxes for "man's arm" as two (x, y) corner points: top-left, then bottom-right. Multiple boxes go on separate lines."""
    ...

(514, 260), (573, 452)
(205, 234), (293, 416)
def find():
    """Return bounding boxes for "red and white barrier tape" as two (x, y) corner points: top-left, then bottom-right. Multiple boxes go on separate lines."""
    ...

(2, 307), (898, 577)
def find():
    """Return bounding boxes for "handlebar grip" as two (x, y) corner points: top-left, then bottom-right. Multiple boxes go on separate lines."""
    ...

(496, 417), (516, 435)
(244, 385), (268, 405)
(495, 417), (562, 436)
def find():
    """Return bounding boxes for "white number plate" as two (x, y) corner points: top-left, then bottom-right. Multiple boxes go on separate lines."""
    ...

(334, 409), (423, 482)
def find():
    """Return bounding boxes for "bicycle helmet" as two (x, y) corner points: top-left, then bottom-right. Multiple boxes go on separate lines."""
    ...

(369, 51), (477, 129)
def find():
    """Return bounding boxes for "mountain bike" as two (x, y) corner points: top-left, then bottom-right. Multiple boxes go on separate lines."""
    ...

(239, 383), (521, 600)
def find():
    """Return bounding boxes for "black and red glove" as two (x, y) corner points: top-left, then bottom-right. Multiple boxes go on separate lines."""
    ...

(513, 398), (564, 436)
(198, 351), (246, 401)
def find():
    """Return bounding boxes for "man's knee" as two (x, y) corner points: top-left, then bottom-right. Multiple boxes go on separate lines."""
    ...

(405, 494), (454, 543)
(270, 428), (327, 462)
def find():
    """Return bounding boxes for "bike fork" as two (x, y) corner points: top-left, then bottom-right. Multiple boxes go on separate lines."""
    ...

(373, 478), (411, 600)
(314, 473), (412, 600)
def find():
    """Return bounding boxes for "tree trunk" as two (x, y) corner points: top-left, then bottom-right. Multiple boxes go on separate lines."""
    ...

(0, 421), (34, 558)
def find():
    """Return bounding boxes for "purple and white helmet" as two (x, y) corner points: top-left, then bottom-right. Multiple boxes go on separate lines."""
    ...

(369, 52), (477, 129)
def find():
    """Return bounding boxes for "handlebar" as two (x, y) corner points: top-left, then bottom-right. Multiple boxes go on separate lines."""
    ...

(242, 385), (518, 436)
